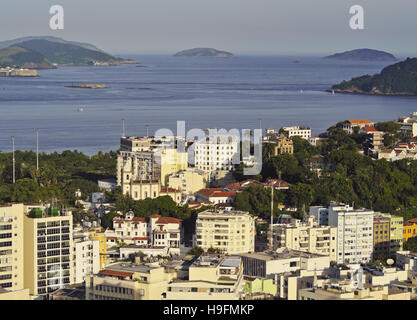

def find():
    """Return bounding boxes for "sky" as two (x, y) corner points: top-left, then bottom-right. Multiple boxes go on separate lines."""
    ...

(0, 0), (416, 56)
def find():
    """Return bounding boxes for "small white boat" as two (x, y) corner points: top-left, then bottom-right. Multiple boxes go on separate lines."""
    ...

(77, 107), (84, 112)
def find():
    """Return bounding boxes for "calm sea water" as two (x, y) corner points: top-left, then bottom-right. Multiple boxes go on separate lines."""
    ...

(0, 54), (416, 155)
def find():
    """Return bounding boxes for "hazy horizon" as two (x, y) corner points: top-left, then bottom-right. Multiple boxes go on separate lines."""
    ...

(0, 0), (416, 56)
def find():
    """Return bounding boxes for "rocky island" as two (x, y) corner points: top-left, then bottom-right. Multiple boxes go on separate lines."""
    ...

(66, 84), (107, 89)
(324, 49), (397, 62)
(330, 57), (417, 96)
(174, 48), (235, 58)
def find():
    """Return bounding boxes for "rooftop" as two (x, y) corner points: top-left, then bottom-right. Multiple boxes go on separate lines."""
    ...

(240, 248), (326, 261)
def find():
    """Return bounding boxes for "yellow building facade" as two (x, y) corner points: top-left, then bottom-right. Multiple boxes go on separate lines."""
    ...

(0, 204), (25, 292)
(88, 228), (109, 270)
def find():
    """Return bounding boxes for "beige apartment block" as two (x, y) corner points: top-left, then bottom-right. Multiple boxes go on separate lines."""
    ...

(195, 210), (255, 254)
(86, 262), (169, 300)
(271, 216), (337, 262)
(167, 168), (209, 197)
(165, 255), (244, 300)
(117, 136), (188, 188)
(0, 203), (25, 292)
(23, 208), (73, 296)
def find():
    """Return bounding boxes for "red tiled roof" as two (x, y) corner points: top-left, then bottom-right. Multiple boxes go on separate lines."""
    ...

(197, 188), (236, 198)
(347, 119), (374, 125)
(150, 214), (161, 219)
(363, 127), (377, 132)
(156, 217), (182, 224)
(408, 218), (417, 224)
(132, 217), (146, 223)
(267, 179), (291, 189)
(106, 237), (116, 240)
(133, 237), (148, 241)
(100, 270), (133, 277)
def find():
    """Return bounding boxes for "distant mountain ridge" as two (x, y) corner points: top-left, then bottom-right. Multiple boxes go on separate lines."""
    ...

(174, 48), (235, 58)
(331, 57), (417, 96)
(324, 49), (397, 61)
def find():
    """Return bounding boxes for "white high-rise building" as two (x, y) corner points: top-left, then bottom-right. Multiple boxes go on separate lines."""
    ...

(310, 202), (374, 264)
(73, 234), (100, 284)
(193, 133), (239, 180)
(282, 126), (311, 140)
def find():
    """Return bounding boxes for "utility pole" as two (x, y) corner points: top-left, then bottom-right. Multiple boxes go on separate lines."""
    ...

(11, 136), (15, 184)
(35, 128), (39, 170)
(146, 124), (149, 137)
(270, 185), (274, 251)
(121, 118), (126, 137)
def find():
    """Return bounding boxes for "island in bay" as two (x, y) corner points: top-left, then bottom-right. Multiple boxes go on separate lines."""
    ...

(174, 48), (235, 58)
(330, 57), (417, 96)
(0, 36), (139, 71)
(324, 48), (397, 62)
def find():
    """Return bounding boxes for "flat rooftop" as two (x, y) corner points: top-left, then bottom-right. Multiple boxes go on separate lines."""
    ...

(102, 262), (160, 275)
(240, 249), (326, 261)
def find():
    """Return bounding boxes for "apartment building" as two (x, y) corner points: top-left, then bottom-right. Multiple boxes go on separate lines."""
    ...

(298, 280), (410, 300)
(240, 249), (330, 279)
(85, 262), (169, 300)
(373, 217), (391, 261)
(403, 222), (417, 243)
(193, 134), (239, 180)
(271, 216), (338, 261)
(396, 251), (417, 276)
(374, 213), (403, 257)
(88, 227), (110, 269)
(0, 204), (24, 292)
(310, 202), (374, 264)
(112, 212), (182, 255)
(282, 126), (311, 140)
(165, 255), (244, 300)
(398, 112), (417, 138)
(73, 234), (100, 284)
(194, 209), (255, 254)
(23, 207), (73, 297)
(117, 136), (188, 188)
(167, 168), (209, 198)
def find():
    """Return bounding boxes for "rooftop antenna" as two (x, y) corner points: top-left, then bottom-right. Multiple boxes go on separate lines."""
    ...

(121, 118), (126, 137)
(258, 118), (262, 137)
(146, 124), (150, 137)
(35, 128), (39, 171)
(11, 136), (15, 184)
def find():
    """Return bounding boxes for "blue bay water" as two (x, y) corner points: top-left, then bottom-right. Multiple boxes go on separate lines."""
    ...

(0, 55), (416, 155)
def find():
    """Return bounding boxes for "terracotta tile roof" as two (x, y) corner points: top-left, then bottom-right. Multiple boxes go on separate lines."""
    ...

(100, 270), (133, 277)
(156, 217), (182, 224)
(407, 218), (417, 224)
(150, 214), (161, 219)
(133, 237), (148, 241)
(106, 237), (116, 240)
(347, 119), (374, 125)
(266, 179), (291, 189)
(363, 127), (377, 132)
(197, 188), (236, 198)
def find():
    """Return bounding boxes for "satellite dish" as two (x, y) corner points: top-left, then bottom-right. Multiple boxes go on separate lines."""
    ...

(387, 259), (394, 266)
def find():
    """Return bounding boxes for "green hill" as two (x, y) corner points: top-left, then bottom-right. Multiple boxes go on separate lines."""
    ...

(17, 39), (121, 66)
(331, 57), (417, 96)
(324, 48), (397, 61)
(174, 48), (235, 58)
(0, 36), (104, 52)
(0, 45), (55, 69)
